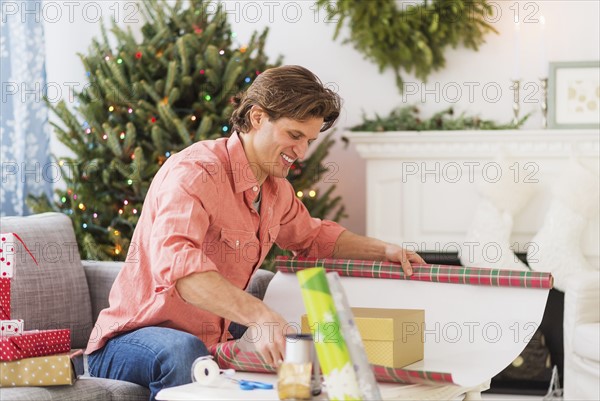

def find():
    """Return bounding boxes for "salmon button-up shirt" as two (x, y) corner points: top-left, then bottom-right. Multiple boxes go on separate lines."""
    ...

(86, 132), (345, 354)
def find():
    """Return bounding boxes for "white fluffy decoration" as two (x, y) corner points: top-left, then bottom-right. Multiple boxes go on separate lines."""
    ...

(460, 157), (535, 270)
(527, 160), (600, 291)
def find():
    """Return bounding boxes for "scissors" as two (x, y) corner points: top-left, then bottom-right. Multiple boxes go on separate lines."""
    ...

(228, 377), (274, 391)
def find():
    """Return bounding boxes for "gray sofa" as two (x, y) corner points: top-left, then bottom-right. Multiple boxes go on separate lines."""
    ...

(1, 212), (150, 400)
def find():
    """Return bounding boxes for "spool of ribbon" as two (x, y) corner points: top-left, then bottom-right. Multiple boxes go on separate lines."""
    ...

(191, 356), (220, 385)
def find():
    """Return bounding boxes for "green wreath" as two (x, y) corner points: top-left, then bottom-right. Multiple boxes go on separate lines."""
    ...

(317, 0), (498, 91)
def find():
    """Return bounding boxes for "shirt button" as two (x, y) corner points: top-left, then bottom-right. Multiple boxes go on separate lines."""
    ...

(235, 240), (240, 247)
(252, 186), (258, 192)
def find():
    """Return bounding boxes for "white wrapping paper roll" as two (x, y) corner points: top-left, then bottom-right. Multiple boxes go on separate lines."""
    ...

(191, 356), (220, 385)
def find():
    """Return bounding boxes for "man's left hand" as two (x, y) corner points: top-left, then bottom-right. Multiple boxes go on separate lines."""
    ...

(384, 245), (426, 277)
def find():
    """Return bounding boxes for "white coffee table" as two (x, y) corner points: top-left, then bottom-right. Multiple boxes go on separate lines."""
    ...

(156, 372), (489, 401)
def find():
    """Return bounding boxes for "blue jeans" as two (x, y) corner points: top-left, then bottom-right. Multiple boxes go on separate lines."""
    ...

(88, 327), (209, 401)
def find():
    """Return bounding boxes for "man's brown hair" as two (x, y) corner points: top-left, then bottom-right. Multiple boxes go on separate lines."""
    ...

(230, 65), (341, 133)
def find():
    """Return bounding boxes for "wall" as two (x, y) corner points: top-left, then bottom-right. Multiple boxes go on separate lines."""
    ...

(42, 0), (600, 235)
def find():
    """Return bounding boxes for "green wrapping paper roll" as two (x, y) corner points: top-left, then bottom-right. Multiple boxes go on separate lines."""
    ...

(297, 268), (362, 401)
(326, 272), (382, 400)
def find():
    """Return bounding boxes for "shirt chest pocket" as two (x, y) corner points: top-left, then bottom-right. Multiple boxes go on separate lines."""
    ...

(220, 228), (260, 264)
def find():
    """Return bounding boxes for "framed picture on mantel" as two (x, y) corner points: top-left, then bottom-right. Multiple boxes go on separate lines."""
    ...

(548, 61), (600, 129)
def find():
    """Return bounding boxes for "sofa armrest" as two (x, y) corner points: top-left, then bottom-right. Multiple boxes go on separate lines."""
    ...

(564, 271), (600, 351)
(82, 261), (124, 324)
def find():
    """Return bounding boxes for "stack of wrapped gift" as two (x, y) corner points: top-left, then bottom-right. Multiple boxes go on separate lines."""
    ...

(1, 233), (74, 387)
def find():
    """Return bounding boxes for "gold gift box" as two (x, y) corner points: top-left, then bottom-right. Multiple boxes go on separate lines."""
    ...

(0, 353), (75, 387)
(301, 307), (424, 369)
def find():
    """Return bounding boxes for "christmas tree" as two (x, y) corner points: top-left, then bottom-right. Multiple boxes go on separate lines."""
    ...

(28, 0), (346, 263)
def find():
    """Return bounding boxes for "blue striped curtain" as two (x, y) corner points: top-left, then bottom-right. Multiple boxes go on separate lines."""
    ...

(1, 0), (52, 216)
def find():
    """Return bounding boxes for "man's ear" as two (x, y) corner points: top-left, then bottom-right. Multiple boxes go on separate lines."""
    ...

(249, 105), (265, 129)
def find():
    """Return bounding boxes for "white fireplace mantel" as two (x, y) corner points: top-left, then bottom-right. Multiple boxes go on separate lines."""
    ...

(348, 129), (600, 267)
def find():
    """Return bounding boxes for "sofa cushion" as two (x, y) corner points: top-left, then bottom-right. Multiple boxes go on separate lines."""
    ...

(0, 213), (93, 349)
(0, 377), (149, 401)
(573, 323), (600, 362)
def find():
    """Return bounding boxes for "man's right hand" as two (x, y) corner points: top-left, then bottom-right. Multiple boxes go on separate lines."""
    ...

(236, 308), (289, 367)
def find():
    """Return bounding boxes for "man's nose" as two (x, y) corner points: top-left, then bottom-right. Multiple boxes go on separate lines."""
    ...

(293, 141), (308, 160)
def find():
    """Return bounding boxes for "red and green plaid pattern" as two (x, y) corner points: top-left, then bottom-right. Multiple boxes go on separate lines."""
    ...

(209, 341), (276, 374)
(209, 341), (455, 385)
(372, 365), (454, 385)
(275, 257), (553, 289)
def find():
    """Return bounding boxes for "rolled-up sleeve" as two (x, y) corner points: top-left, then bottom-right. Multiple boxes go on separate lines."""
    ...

(149, 162), (220, 288)
(275, 182), (346, 258)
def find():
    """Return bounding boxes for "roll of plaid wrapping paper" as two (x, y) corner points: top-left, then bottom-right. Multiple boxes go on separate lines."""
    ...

(275, 257), (553, 289)
(297, 268), (362, 401)
(326, 272), (381, 400)
(209, 341), (456, 385)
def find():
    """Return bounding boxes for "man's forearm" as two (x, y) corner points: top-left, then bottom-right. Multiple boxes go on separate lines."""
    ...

(332, 230), (388, 260)
(175, 271), (267, 325)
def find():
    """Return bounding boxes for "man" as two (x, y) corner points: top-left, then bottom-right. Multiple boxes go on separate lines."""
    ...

(86, 65), (424, 400)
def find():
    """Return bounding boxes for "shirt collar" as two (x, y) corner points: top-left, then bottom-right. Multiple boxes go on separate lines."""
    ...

(226, 131), (261, 194)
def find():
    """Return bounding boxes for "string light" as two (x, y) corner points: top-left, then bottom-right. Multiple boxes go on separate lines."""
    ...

(150, 117), (157, 123)
(165, 151), (171, 157)
(104, 56), (110, 61)
(296, 191), (304, 198)
(120, 132), (126, 139)
(219, 50), (225, 55)
(222, 126), (228, 132)
(114, 245), (122, 255)
(127, 179), (133, 185)
(191, 115), (197, 121)
(82, 223), (88, 229)
(114, 230), (120, 236)
(59, 160), (65, 166)
(309, 190), (317, 198)
(245, 77), (251, 83)
(85, 128), (91, 134)
(118, 209), (123, 215)
(124, 200), (129, 205)
(78, 203), (86, 211)
(204, 95), (211, 101)
(199, 69), (205, 75)
(133, 209), (138, 214)
(128, 108), (133, 114)
(240, 46), (247, 53)
(61, 196), (67, 203)
(102, 134), (108, 140)
(117, 58), (123, 64)
(130, 153), (135, 160)
(93, 213), (98, 218)
(108, 106), (114, 112)
(135, 52), (142, 59)
(73, 194), (78, 200)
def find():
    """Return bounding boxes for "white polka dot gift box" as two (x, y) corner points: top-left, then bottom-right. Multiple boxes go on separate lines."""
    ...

(0, 233), (39, 320)
(0, 351), (77, 387)
(0, 233), (16, 320)
(0, 233), (16, 279)
(0, 329), (71, 362)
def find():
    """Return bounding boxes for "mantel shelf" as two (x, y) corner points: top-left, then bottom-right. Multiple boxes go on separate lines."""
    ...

(347, 129), (599, 158)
